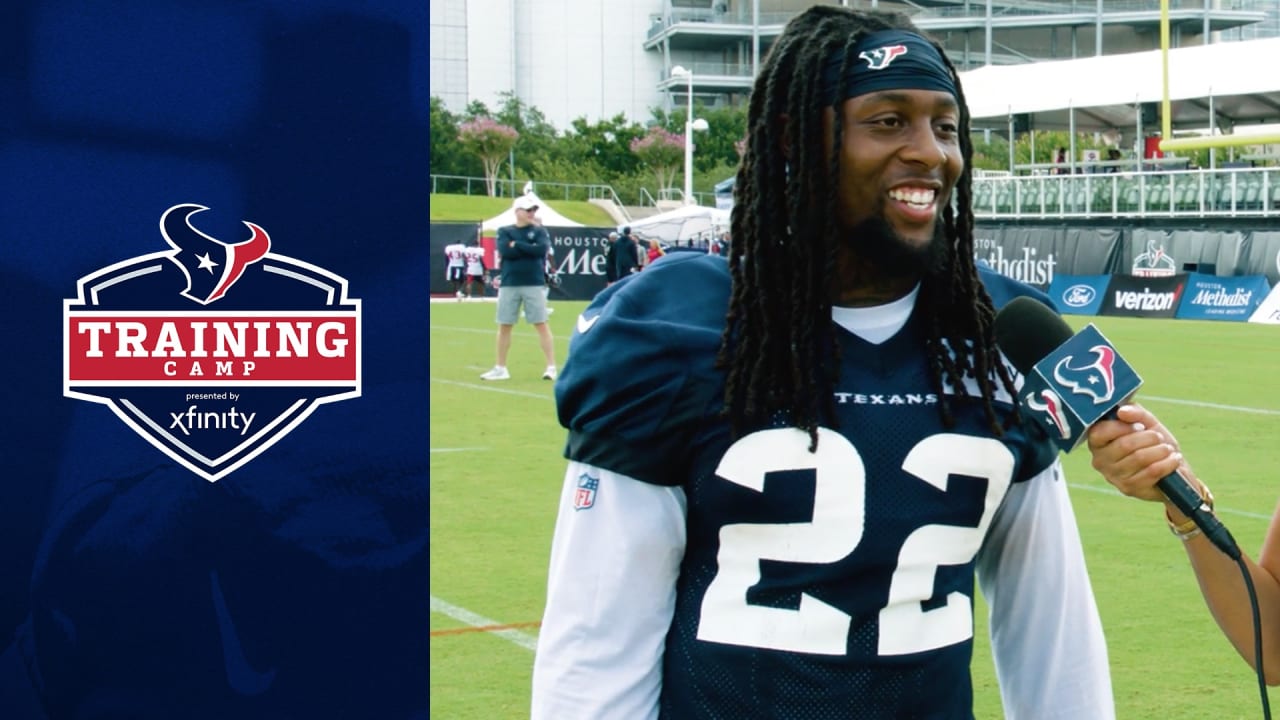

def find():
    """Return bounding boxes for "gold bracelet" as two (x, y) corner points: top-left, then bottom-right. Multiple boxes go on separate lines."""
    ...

(1166, 482), (1214, 541)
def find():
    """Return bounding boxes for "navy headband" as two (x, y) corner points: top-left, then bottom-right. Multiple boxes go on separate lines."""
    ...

(820, 30), (958, 105)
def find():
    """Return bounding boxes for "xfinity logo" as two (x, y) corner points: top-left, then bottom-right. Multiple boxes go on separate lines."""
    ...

(1062, 284), (1097, 308)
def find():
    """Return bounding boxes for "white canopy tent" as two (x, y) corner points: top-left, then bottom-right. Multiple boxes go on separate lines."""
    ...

(480, 192), (583, 233)
(627, 204), (730, 245)
(959, 37), (1280, 136)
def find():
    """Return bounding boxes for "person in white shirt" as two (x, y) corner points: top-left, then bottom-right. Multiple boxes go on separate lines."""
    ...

(443, 241), (466, 300)
(463, 244), (486, 299)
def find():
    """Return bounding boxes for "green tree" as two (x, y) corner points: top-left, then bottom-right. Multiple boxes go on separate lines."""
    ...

(631, 127), (685, 199)
(429, 97), (479, 178)
(687, 103), (747, 175)
(458, 118), (519, 197)
(492, 93), (562, 192)
(649, 102), (746, 196)
(562, 113), (647, 178)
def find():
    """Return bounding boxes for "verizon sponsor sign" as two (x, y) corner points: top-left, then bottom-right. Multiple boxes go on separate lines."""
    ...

(1100, 274), (1187, 318)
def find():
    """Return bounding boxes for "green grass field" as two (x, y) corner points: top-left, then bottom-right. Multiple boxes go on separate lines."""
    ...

(430, 302), (1280, 719)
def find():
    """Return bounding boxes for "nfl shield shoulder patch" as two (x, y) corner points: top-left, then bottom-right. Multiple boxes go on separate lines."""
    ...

(574, 473), (599, 510)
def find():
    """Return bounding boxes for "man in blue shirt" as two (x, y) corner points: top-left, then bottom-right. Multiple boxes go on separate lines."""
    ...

(481, 195), (557, 381)
(532, 7), (1113, 719)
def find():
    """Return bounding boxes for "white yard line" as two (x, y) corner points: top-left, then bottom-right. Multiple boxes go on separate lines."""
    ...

(1067, 482), (1274, 521)
(1142, 395), (1280, 417)
(431, 325), (499, 335)
(430, 327), (1280, 418)
(430, 595), (538, 651)
(431, 378), (553, 400)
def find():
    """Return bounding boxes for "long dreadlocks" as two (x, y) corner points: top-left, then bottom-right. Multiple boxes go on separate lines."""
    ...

(717, 5), (1020, 449)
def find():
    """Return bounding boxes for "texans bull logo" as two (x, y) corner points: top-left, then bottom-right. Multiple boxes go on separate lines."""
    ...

(859, 44), (908, 70)
(162, 203), (271, 305)
(1025, 389), (1071, 440)
(1052, 345), (1116, 405)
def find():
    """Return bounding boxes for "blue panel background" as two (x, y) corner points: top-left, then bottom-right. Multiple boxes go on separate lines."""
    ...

(1046, 274), (1111, 316)
(0, 2), (427, 717)
(1174, 272), (1272, 321)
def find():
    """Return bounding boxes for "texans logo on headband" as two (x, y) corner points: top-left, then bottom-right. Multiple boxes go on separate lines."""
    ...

(859, 44), (908, 70)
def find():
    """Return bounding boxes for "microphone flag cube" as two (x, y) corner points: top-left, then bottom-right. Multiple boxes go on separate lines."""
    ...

(1017, 324), (1143, 453)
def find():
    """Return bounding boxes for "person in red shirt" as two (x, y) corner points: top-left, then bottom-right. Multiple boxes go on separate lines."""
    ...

(645, 237), (665, 266)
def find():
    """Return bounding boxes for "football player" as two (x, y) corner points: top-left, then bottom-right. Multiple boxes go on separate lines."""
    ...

(463, 243), (487, 299)
(443, 241), (467, 300)
(532, 7), (1114, 719)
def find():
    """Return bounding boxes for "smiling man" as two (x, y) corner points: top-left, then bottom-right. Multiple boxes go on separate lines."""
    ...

(532, 7), (1115, 719)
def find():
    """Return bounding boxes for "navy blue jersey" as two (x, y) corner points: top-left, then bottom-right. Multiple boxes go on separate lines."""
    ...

(497, 224), (551, 287)
(556, 254), (1058, 719)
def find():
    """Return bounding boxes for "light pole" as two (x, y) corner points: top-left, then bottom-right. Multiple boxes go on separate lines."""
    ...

(671, 65), (708, 205)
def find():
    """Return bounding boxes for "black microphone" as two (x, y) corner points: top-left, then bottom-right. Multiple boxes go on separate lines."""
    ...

(994, 296), (1241, 560)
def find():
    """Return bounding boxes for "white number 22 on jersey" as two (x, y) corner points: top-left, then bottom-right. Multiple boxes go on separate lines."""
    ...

(696, 427), (1014, 656)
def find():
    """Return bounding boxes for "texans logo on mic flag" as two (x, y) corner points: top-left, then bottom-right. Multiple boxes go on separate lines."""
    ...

(63, 203), (362, 482)
(1018, 324), (1142, 452)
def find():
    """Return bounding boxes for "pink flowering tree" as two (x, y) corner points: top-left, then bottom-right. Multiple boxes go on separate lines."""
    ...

(630, 127), (685, 198)
(458, 118), (519, 196)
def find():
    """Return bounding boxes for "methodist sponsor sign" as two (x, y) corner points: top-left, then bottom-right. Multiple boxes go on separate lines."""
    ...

(1099, 274), (1187, 318)
(548, 227), (613, 301)
(1175, 273), (1271, 322)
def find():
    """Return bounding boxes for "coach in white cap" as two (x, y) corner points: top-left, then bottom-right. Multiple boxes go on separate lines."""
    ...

(480, 194), (557, 381)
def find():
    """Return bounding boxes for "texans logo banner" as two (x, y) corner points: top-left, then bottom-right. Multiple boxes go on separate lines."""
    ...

(64, 204), (362, 482)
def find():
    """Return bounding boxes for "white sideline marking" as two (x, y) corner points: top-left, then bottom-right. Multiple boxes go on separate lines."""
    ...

(430, 324), (573, 344)
(431, 378), (552, 400)
(430, 595), (538, 651)
(1067, 482), (1274, 521)
(431, 325), (498, 335)
(1143, 395), (1280, 417)
(429, 328), (1280, 417)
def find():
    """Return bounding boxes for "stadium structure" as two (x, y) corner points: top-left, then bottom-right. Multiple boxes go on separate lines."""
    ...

(431, 0), (1280, 216)
(431, 0), (1276, 129)
(430, 0), (1280, 314)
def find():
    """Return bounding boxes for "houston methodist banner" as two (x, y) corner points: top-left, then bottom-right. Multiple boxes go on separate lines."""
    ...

(977, 225), (1280, 289)
(3, 3), (426, 717)
(973, 225), (1122, 290)
(548, 227), (614, 300)
(1175, 273), (1271, 321)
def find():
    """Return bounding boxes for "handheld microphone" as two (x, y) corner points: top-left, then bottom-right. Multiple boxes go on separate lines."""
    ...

(994, 296), (1241, 560)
